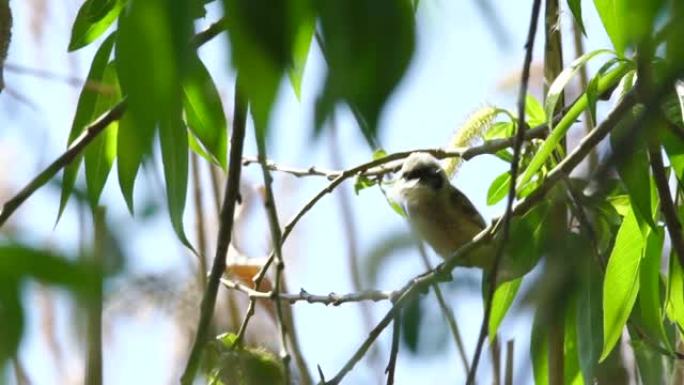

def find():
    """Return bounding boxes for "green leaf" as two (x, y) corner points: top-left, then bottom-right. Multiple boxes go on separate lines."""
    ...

(315, 0), (415, 139)
(519, 62), (631, 192)
(353, 175), (376, 194)
(224, 0), (310, 137)
(610, 105), (656, 230)
(601, 206), (644, 361)
(525, 94), (546, 127)
(488, 276), (522, 341)
(0, 281), (22, 369)
(182, 53), (228, 169)
(631, 337), (664, 385)
(287, 6), (314, 99)
(84, 62), (120, 209)
(586, 58), (622, 126)
(499, 201), (550, 280)
(544, 49), (613, 124)
(567, 0), (586, 35)
(207, 333), (286, 385)
(483, 121), (514, 140)
(576, 254), (603, 384)
(401, 296), (422, 352)
(68, 0), (125, 51)
(637, 227), (669, 349)
(487, 172), (510, 206)
(159, 110), (193, 249)
(661, 125), (684, 181)
(563, 302), (583, 385)
(59, 33), (116, 222)
(116, 0), (191, 131)
(117, 108), (155, 214)
(665, 250), (684, 330)
(593, 0), (627, 56)
(531, 308), (549, 385)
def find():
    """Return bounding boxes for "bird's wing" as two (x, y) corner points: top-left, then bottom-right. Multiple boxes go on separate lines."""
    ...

(449, 186), (486, 229)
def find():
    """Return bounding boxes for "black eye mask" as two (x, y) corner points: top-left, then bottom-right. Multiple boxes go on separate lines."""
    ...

(403, 166), (444, 190)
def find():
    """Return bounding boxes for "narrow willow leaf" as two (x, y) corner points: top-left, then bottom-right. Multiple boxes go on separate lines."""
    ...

(544, 49), (613, 125)
(0, 282), (22, 370)
(564, 301), (583, 385)
(531, 309), (549, 385)
(182, 53), (227, 169)
(117, 108), (154, 214)
(525, 94), (546, 127)
(487, 172), (510, 206)
(519, 62), (631, 191)
(577, 254), (603, 384)
(601, 206), (644, 361)
(567, 0), (586, 35)
(593, 0), (627, 56)
(637, 227), (669, 349)
(159, 111), (192, 249)
(84, 63), (120, 209)
(287, 7), (314, 99)
(58, 33), (116, 222)
(586, 58), (621, 126)
(488, 276), (522, 341)
(68, 0), (125, 51)
(665, 251), (684, 330)
(483, 121), (514, 141)
(610, 105), (656, 230)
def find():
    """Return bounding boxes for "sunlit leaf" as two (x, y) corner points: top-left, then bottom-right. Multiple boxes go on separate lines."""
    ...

(593, 0), (627, 56)
(636, 227), (669, 349)
(586, 58), (622, 126)
(601, 206), (644, 361)
(84, 62), (120, 209)
(531, 308), (549, 385)
(487, 172), (510, 206)
(519, 62), (631, 191)
(315, 0), (415, 140)
(665, 250), (684, 330)
(69, 0), (125, 51)
(59, 33), (116, 222)
(207, 333), (286, 385)
(488, 276), (522, 341)
(287, 6), (314, 99)
(525, 94), (546, 127)
(183, 52), (228, 169)
(483, 121), (514, 141)
(544, 49), (613, 126)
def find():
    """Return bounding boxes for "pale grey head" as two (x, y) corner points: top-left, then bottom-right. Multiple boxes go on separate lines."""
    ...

(397, 153), (448, 196)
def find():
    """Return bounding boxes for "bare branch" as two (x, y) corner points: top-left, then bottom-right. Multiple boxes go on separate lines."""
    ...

(220, 278), (396, 306)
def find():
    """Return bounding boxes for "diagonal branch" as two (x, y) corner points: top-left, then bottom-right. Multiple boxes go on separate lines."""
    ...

(648, 140), (684, 268)
(0, 100), (126, 228)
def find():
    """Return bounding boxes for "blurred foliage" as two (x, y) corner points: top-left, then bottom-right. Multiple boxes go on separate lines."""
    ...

(204, 333), (285, 385)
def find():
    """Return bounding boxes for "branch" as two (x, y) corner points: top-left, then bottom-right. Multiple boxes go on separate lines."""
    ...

(384, 314), (401, 385)
(0, 100), (126, 228)
(466, 1), (542, 383)
(190, 17), (227, 49)
(180, 78), (247, 385)
(220, 278), (396, 305)
(321, 75), (639, 385)
(648, 140), (684, 268)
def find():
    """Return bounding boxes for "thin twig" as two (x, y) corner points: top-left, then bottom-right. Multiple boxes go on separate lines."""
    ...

(85, 207), (105, 385)
(385, 314), (401, 385)
(255, 123), (293, 384)
(180, 78), (248, 385)
(220, 278), (396, 305)
(649, 140), (684, 268)
(416, 243), (469, 373)
(190, 17), (228, 49)
(191, 153), (208, 288)
(466, 1), (542, 383)
(0, 100), (126, 228)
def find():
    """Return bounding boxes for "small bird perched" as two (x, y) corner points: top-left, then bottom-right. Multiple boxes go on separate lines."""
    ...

(394, 152), (497, 272)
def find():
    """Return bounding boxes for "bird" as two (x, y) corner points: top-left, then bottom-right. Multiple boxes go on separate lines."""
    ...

(394, 152), (498, 273)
